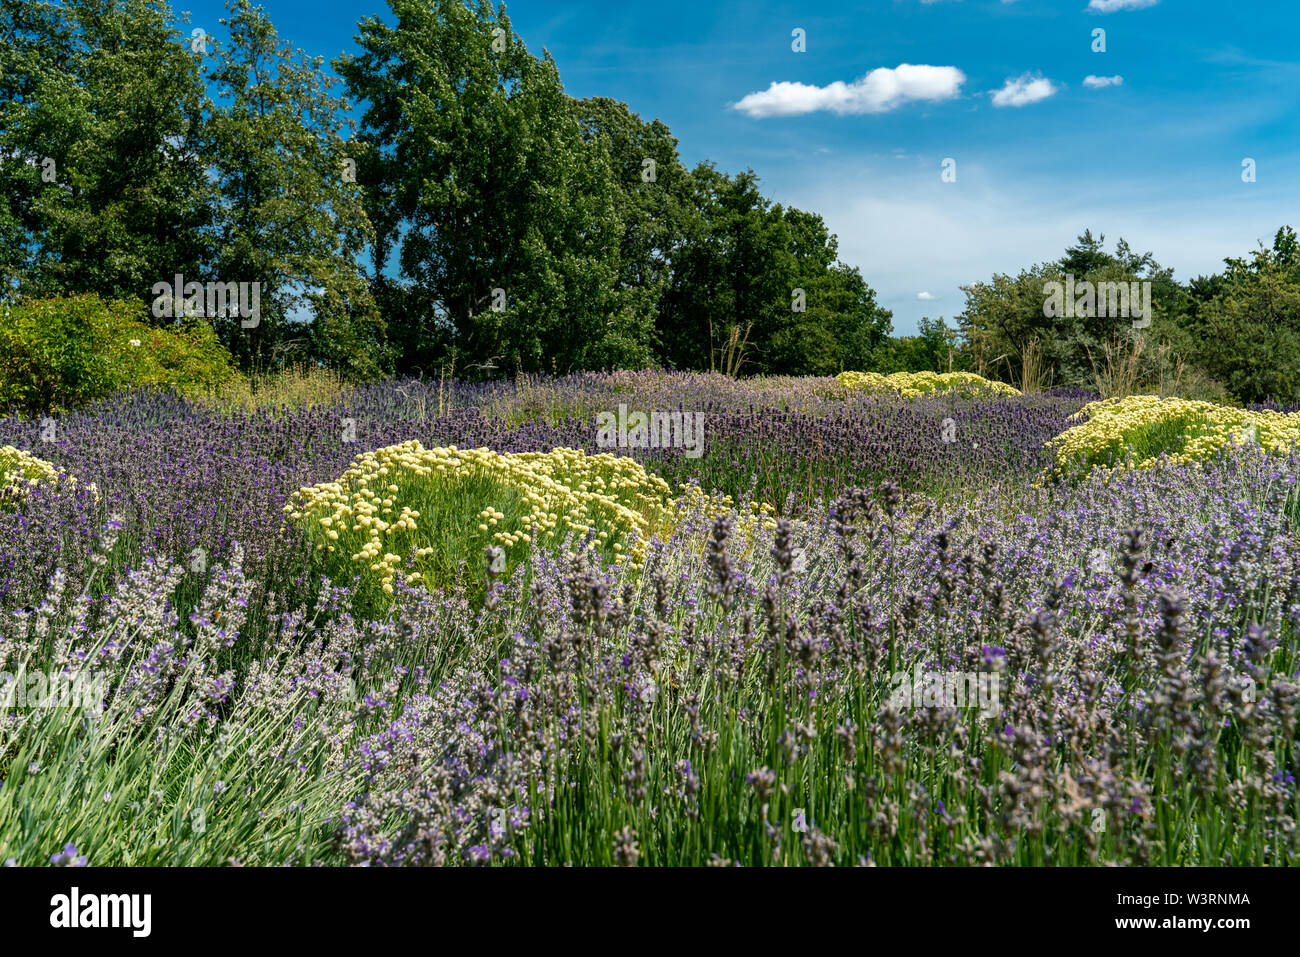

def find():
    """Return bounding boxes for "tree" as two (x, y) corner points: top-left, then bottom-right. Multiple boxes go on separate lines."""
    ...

(657, 164), (891, 376)
(0, 0), (213, 302)
(1059, 228), (1112, 276)
(657, 165), (786, 374)
(1179, 228), (1300, 404)
(337, 0), (652, 375)
(0, 0), (71, 296)
(767, 207), (892, 375)
(204, 0), (386, 377)
(872, 317), (964, 374)
(569, 95), (693, 361)
(958, 231), (1180, 388)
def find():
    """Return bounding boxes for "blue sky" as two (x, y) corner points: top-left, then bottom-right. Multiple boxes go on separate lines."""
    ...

(178, 0), (1300, 334)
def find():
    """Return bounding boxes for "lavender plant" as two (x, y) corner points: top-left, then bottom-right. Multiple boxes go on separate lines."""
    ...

(0, 374), (1294, 866)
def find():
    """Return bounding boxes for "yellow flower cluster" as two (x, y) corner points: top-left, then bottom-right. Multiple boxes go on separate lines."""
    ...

(1044, 394), (1300, 479)
(0, 446), (82, 504)
(836, 370), (1021, 399)
(665, 484), (779, 542)
(1, 445), (61, 486)
(285, 442), (676, 593)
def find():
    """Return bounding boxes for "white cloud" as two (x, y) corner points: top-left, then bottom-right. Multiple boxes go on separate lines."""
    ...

(916, 291), (940, 301)
(732, 64), (965, 118)
(1083, 74), (1124, 88)
(1087, 0), (1159, 12)
(990, 73), (1058, 107)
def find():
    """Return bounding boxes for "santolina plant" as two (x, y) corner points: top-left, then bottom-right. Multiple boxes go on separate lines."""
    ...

(285, 443), (676, 598)
(1044, 394), (1300, 480)
(836, 370), (1022, 400)
(0, 445), (82, 510)
(1, 445), (61, 490)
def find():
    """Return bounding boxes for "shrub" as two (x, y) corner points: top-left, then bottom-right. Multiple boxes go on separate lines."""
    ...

(837, 370), (1021, 399)
(1043, 394), (1300, 480)
(0, 295), (237, 416)
(0, 445), (75, 509)
(286, 442), (677, 600)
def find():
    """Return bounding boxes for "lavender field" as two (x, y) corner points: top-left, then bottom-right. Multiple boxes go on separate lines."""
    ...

(0, 370), (1296, 867)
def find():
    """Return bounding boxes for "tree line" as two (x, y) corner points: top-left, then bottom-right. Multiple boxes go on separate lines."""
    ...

(957, 226), (1300, 404)
(0, 0), (892, 380)
(4, 0), (1297, 403)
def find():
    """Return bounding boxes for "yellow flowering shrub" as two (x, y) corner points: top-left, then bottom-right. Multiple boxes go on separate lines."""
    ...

(286, 442), (678, 596)
(837, 370), (1021, 399)
(0, 446), (79, 508)
(1043, 394), (1300, 480)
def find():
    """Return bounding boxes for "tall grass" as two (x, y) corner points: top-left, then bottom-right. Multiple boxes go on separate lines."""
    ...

(207, 365), (354, 412)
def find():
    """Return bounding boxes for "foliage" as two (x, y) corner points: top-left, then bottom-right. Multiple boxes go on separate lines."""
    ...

(958, 230), (1182, 390)
(1174, 227), (1300, 405)
(570, 95), (692, 362)
(0, 295), (236, 415)
(870, 317), (966, 374)
(658, 165), (892, 376)
(204, 0), (386, 378)
(0, 0), (213, 301)
(0, 0), (385, 380)
(337, 0), (654, 375)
